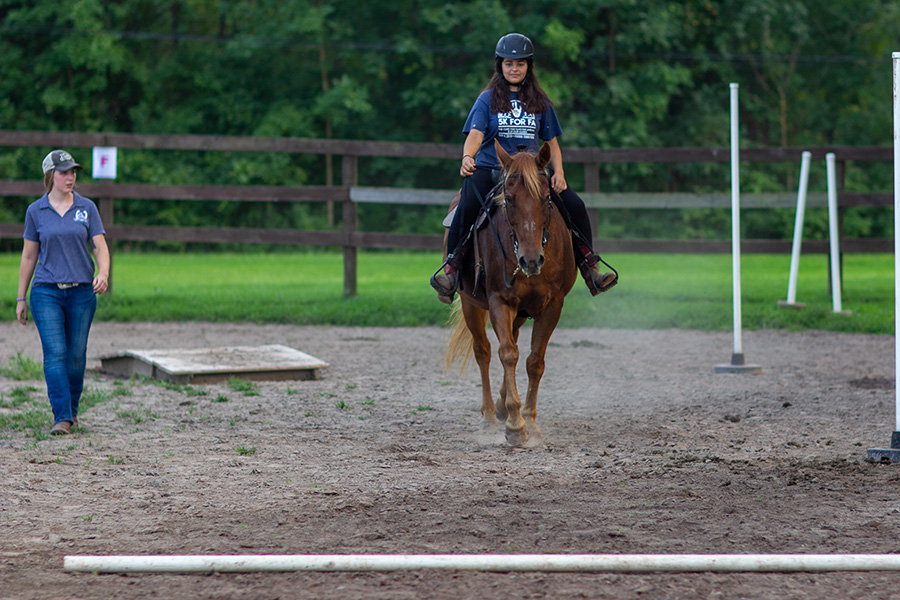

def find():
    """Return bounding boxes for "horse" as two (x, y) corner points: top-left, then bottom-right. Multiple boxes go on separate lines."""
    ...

(445, 140), (577, 447)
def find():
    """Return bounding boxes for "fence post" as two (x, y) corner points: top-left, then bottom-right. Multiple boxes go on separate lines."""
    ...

(97, 197), (114, 296)
(341, 155), (358, 299)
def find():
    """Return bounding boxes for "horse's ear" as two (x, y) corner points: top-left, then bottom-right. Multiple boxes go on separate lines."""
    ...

(538, 142), (552, 170)
(495, 139), (511, 169)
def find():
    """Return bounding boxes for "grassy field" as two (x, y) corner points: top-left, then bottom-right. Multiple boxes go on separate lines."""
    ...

(0, 250), (894, 333)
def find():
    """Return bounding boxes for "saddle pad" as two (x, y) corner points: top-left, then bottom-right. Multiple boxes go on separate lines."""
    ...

(442, 206), (456, 228)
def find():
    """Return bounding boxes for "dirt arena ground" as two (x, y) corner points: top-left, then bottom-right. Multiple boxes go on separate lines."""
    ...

(2, 321), (900, 599)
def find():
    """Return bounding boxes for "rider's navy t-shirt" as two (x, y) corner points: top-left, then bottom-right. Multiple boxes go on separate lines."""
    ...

(23, 191), (105, 285)
(462, 90), (563, 168)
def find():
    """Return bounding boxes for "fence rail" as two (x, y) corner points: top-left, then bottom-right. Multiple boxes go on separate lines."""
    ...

(1, 130), (893, 296)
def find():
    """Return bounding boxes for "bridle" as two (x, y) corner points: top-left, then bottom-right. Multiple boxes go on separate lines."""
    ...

(496, 168), (553, 285)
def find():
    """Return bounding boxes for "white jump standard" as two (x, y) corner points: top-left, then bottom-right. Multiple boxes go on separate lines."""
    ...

(866, 51), (900, 463)
(715, 82), (760, 374)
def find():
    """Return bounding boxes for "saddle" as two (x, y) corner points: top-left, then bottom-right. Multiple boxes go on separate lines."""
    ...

(441, 188), (497, 297)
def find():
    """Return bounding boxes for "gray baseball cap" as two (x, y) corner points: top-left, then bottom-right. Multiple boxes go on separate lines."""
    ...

(42, 150), (82, 174)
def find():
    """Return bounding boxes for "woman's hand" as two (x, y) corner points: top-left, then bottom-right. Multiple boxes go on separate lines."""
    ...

(93, 275), (109, 294)
(460, 129), (483, 177)
(16, 301), (28, 325)
(550, 170), (567, 194)
(460, 155), (476, 177)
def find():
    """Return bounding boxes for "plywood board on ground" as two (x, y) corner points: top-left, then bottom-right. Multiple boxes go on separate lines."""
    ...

(99, 344), (329, 384)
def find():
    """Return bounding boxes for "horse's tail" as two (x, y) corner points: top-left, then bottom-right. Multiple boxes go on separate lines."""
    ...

(444, 299), (474, 373)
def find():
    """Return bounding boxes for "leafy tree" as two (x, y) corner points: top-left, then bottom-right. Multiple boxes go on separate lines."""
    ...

(1, 0), (898, 245)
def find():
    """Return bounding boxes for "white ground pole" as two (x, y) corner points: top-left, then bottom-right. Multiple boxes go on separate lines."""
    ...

(778, 151), (812, 309)
(867, 51), (900, 462)
(716, 83), (760, 374)
(63, 554), (900, 574)
(825, 152), (849, 314)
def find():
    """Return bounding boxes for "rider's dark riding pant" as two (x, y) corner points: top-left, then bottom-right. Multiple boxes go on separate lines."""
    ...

(446, 168), (597, 261)
(446, 168), (496, 256)
(557, 187), (594, 249)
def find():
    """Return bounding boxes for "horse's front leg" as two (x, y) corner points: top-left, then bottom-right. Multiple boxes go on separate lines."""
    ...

(496, 315), (526, 425)
(490, 305), (528, 447)
(522, 308), (563, 444)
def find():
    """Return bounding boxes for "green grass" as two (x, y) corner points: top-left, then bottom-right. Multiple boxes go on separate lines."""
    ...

(227, 378), (260, 396)
(0, 382), (134, 440)
(0, 250), (893, 333)
(0, 385), (38, 408)
(1, 353), (43, 381)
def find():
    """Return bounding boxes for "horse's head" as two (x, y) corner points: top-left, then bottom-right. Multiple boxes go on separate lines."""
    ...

(495, 139), (553, 277)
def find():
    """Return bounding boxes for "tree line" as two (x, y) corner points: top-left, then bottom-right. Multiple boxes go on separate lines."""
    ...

(1, 0), (898, 248)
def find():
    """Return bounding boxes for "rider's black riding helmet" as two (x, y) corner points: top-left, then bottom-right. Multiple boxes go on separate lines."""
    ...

(495, 33), (534, 59)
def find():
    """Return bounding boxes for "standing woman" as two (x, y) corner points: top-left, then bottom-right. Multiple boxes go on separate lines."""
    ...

(16, 150), (109, 436)
(431, 33), (617, 302)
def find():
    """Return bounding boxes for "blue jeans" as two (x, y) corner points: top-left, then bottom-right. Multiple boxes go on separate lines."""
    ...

(30, 284), (97, 425)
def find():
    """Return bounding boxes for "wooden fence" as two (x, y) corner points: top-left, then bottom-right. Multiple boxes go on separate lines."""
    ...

(0, 130), (893, 297)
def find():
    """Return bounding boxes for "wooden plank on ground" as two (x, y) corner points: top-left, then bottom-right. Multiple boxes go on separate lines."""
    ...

(98, 344), (329, 384)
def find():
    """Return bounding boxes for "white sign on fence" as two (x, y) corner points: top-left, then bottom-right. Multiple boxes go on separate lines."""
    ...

(92, 146), (117, 179)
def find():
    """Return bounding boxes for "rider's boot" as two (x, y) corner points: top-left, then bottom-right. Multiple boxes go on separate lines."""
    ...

(431, 252), (462, 304)
(575, 241), (617, 296)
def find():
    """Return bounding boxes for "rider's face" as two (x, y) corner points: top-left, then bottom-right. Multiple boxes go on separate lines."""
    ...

(501, 59), (528, 88)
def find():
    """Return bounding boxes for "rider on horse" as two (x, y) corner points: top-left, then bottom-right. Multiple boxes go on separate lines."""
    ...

(431, 33), (617, 304)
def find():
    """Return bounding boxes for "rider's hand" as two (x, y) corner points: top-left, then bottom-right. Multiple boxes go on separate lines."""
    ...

(551, 171), (567, 194)
(460, 155), (476, 177)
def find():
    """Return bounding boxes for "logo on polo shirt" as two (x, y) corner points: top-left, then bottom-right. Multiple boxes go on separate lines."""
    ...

(74, 209), (89, 224)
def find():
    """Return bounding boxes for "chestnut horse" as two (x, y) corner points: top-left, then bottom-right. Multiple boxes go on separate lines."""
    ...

(445, 140), (577, 447)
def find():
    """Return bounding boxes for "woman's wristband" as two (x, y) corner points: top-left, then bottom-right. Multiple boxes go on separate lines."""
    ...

(16, 297), (26, 302)
(462, 154), (472, 160)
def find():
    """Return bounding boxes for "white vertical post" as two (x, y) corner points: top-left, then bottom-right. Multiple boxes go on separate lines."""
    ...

(730, 83), (743, 357)
(825, 153), (844, 313)
(894, 52), (900, 434)
(716, 84), (760, 374)
(784, 151), (812, 306)
(866, 52), (900, 461)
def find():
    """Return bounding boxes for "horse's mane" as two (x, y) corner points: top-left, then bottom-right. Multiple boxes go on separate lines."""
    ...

(495, 152), (544, 206)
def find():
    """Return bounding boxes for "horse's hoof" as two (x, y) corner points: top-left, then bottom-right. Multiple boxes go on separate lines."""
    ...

(505, 427), (529, 447)
(524, 421), (543, 446)
(524, 430), (544, 448)
(480, 417), (499, 432)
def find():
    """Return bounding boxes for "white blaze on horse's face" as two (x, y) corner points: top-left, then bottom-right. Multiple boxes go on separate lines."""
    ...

(495, 140), (554, 280)
(506, 176), (549, 278)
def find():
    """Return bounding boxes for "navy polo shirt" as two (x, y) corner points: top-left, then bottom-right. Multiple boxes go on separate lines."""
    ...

(462, 90), (563, 168)
(23, 192), (106, 285)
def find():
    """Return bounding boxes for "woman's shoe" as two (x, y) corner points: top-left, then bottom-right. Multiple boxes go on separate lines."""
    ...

(50, 421), (72, 436)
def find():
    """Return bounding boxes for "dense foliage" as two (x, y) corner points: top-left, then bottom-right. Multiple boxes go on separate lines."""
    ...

(1, 0), (898, 247)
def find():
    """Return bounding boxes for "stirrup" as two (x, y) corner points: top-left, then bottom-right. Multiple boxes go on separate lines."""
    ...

(579, 253), (618, 295)
(430, 254), (460, 297)
(589, 271), (618, 295)
(581, 266), (617, 296)
(430, 270), (458, 297)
